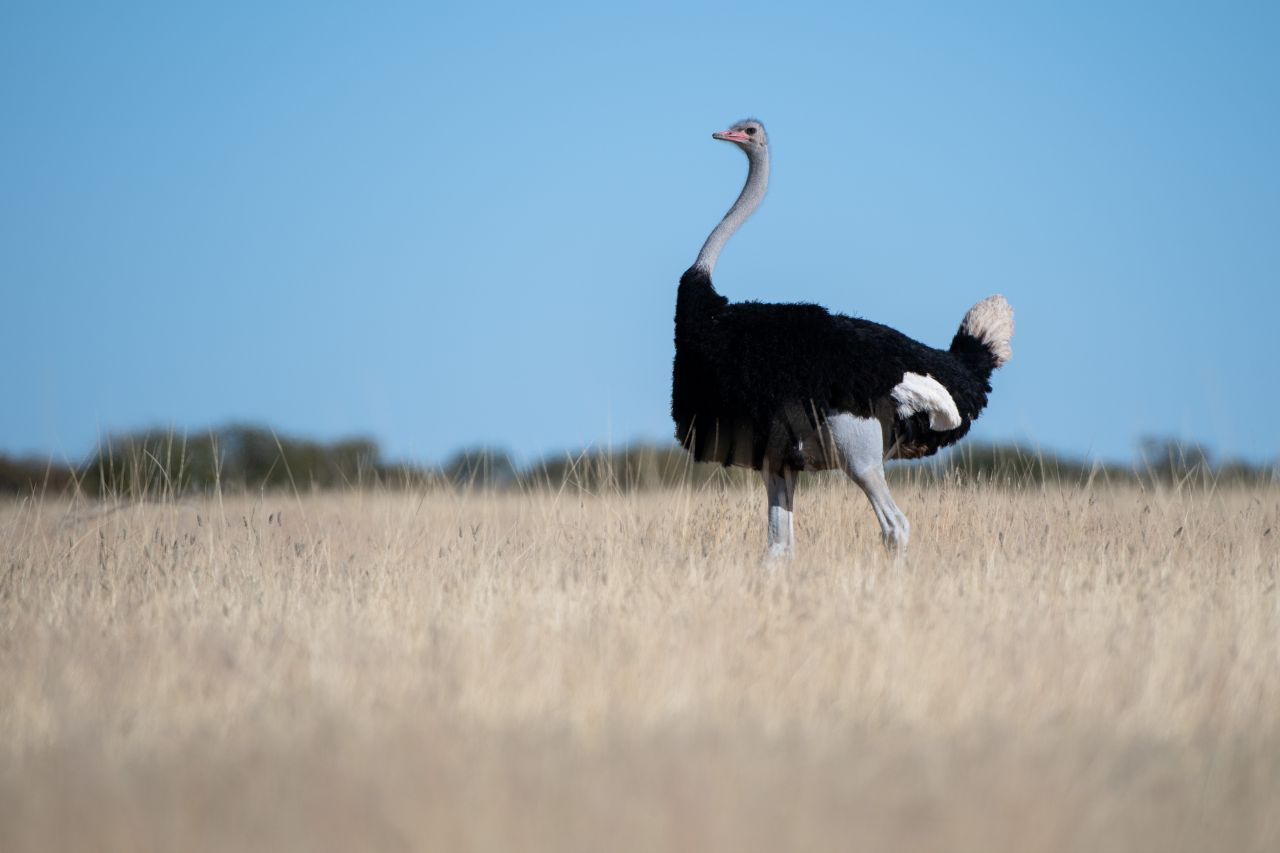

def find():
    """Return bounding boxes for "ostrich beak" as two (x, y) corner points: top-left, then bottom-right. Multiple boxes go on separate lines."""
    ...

(712, 129), (751, 143)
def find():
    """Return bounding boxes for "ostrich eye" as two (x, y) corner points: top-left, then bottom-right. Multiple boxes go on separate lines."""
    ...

(745, 127), (757, 136)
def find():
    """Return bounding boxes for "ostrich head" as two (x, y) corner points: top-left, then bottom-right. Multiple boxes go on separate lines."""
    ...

(712, 119), (768, 156)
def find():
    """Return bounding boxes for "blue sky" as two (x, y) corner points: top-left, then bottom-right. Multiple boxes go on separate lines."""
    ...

(2, 1), (1277, 465)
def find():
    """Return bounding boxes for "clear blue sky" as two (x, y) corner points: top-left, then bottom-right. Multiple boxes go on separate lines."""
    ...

(3, 1), (1277, 466)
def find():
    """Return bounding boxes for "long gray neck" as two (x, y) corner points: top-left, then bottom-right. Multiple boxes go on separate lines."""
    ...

(693, 147), (769, 275)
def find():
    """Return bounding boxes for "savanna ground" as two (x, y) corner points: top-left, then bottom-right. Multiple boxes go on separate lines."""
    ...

(2, 476), (1278, 852)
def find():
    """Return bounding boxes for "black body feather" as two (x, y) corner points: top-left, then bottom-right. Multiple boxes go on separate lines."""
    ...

(672, 266), (999, 470)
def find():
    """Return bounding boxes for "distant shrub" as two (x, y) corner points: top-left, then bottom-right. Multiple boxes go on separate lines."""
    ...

(443, 447), (520, 488)
(0, 454), (79, 496)
(84, 425), (382, 497)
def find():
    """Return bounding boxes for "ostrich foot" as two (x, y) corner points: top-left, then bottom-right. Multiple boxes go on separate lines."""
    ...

(764, 542), (795, 565)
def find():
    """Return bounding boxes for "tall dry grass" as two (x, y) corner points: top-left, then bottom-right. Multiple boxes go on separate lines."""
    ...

(1, 477), (1277, 852)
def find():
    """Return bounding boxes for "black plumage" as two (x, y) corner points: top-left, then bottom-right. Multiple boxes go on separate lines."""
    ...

(672, 266), (1001, 470)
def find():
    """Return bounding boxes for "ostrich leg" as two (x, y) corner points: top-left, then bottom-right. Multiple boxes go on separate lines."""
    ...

(828, 412), (911, 551)
(763, 464), (796, 559)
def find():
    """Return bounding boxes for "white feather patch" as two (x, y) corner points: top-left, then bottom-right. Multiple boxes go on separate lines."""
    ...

(960, 295), (1014, 368)
(891, 372), (962, 431)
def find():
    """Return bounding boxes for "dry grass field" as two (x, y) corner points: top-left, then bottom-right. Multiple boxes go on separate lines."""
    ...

(2, 477), (1278, 852)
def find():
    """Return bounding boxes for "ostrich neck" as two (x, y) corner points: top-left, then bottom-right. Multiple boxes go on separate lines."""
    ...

(693, 149), (769, 275)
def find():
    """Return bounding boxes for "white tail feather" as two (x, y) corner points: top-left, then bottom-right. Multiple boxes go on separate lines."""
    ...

(961, 295), (1014, 368)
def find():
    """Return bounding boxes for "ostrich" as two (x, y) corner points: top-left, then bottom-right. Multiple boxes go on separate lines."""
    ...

(672, 119), (1013, 556)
